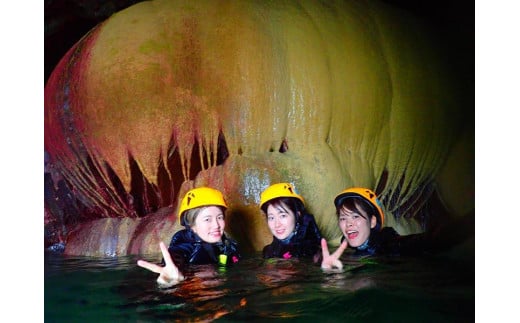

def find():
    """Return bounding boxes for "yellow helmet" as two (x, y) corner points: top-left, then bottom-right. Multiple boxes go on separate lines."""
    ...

(334, 187), (385, 227)
(178, 187), (228, 218)
(260, 182), (304, 209)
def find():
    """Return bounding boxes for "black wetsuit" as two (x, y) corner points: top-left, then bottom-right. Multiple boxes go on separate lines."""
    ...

(348, 227), (426, 256)
(350, 214), (474, 256)
(262, 213), (322, 259)
(166, 229), (240, 271)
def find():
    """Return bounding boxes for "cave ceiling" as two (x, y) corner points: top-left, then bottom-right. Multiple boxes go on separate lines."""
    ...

(44, 0), (474, 84)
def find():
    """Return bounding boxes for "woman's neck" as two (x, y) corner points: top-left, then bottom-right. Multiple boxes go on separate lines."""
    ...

(277, 230), (296, 244)
(356, 238), (370, 250)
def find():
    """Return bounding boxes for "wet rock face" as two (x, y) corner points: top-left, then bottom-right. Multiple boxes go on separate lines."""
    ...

(45, 0), (474, 256)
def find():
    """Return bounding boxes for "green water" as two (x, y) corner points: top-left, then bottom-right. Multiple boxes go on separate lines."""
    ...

(45, 248), (474, 322)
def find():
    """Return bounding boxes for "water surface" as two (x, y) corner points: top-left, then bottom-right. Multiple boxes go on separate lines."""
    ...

(45, 249), (474, 322)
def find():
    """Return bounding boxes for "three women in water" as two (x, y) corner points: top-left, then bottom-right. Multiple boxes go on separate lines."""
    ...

(138, 183), (466, 285)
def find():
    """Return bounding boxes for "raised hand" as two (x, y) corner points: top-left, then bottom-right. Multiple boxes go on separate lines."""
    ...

(137, 241), (185, 287)
(320, 238), (348, 270)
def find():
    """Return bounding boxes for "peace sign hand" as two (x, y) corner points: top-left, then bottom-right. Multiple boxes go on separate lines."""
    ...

(320, 238), (348, 270)
(137, 241), (185, 287)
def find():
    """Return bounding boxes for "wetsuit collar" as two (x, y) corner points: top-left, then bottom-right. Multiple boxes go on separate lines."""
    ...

(278, 230), (296, 244)
(356, 238), (370, 251)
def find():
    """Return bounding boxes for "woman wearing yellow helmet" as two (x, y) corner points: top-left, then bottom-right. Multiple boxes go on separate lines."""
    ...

(137, 187), (240, 286)
(321, 187), (474, 270)
(259, 183), (322, 260)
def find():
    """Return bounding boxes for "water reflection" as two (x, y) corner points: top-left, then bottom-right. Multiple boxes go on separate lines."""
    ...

(45, 251), (474, 322)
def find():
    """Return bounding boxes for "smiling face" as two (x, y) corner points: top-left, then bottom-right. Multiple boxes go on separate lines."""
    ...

(338, 200), (377, 247)
(191, 206), (226, 243)
(266, 201), (297, 240)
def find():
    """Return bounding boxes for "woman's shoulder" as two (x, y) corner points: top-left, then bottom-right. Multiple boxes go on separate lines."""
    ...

(262, 245), (274, 259)
(375, 227), (400, 241)
(222, 233), (238, 244)
(171, 228), (188, 239)
(381, 227), (400, 235)
(170, 229), (198, 245)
